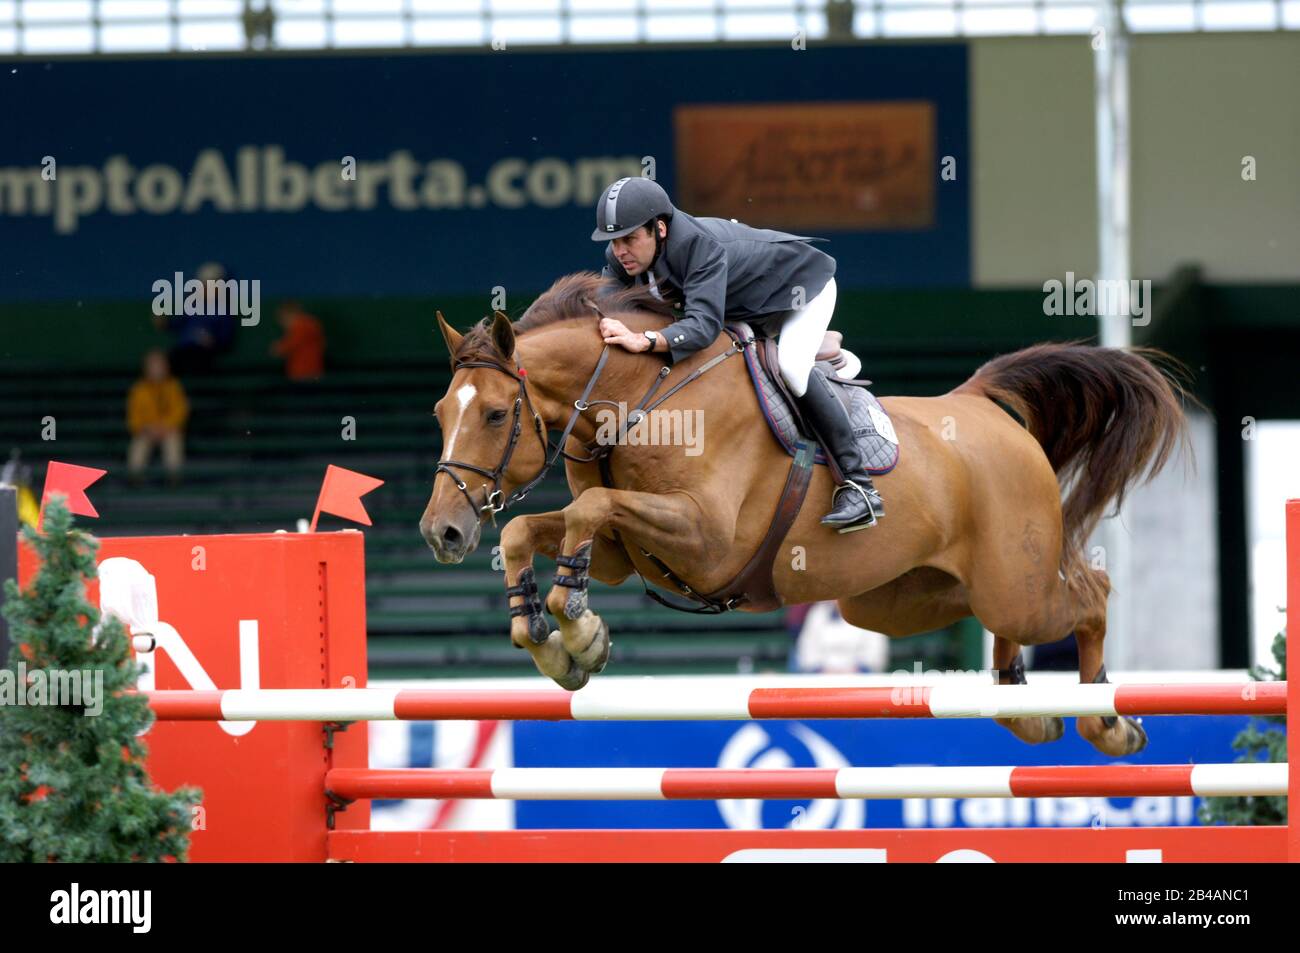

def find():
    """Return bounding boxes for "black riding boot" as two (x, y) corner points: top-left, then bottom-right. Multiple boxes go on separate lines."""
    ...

(794, 368), (885, 532)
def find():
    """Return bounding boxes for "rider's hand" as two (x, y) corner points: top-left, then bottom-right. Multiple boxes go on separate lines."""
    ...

(599, 317), (651, 353)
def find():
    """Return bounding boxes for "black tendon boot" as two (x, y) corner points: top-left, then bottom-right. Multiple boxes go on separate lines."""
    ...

(794, 368), (885, 532)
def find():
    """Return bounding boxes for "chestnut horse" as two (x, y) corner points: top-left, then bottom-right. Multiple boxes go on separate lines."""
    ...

(420, 273), (1189, 757)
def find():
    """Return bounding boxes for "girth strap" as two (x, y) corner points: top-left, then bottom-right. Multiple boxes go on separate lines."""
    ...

(701, 438), (815, 612)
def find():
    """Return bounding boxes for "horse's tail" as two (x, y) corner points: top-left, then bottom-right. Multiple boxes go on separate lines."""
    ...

(953, 341), (1192, 583)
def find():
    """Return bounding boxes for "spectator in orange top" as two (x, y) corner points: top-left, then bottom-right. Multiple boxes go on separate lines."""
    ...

(127, 349), (190, 487)
(270, 300), (326, 381)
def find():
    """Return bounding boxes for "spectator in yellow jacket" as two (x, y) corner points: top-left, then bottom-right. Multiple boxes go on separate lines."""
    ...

(127, 350), (190, 486)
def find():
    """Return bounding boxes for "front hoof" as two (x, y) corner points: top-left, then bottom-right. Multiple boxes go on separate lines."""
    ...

(528, 630), (583, 687)
(573, 615), (611, 674)
(552, 656), (590, 692)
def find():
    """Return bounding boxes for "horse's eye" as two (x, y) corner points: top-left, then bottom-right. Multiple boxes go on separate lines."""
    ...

(487, 409), (508, 425)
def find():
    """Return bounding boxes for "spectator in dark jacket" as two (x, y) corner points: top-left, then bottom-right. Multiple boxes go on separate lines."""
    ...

(154, 262), (237, 375)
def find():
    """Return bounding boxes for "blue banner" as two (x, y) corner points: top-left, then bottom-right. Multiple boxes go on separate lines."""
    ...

(1, 45), (969, 301)
(509, 717), (1251, 830)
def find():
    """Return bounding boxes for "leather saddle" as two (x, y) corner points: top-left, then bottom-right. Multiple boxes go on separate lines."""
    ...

(814, 330), (858, 377)
(727, 322), (900, 482)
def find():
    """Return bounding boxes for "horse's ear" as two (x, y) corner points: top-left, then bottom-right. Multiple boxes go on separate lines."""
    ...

(491, 310), (515, 359)
(436, 311), (463, 361)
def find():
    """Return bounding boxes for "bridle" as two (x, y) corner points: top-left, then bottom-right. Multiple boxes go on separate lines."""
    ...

(433, 321), (615, 526)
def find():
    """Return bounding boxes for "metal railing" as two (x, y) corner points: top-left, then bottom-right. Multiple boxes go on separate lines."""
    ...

(0, 0), (1295, 55)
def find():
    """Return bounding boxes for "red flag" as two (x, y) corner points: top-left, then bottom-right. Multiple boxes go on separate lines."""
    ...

(39, 461), (107, 528)
(310, 465), (384, 532)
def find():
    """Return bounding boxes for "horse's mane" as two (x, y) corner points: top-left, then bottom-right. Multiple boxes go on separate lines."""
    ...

(453, 271), (676, 365)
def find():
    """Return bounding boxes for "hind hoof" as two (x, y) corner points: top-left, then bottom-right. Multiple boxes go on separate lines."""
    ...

(1078, 714), (1149, 756)
(997, 715), (1064, 745)
(1123, 717), (1149, 754)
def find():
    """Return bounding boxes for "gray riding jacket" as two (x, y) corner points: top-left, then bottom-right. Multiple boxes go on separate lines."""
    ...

(600, 210), (836, 365)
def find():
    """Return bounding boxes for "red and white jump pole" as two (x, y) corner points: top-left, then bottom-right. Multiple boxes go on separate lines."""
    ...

(324, 763), (1287, 802)
(146, 680), (1287, 722)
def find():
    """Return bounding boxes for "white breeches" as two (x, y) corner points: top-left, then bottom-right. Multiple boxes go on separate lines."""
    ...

(776, 277), (838, 397)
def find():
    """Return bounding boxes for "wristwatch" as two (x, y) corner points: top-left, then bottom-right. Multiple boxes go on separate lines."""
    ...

(643, 330), (659, 349)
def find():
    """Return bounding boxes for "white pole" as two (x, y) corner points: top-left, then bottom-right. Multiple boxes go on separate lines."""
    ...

(1094, 0), (1135, 668)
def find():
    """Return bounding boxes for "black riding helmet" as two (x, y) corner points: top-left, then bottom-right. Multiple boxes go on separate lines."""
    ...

(591, 177), (675, 241)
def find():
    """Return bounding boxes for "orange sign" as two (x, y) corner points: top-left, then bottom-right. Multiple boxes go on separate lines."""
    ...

(674, 101), (935, 231)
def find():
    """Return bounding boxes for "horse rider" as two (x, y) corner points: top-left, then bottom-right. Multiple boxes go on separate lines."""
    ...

(591, 175), (884, 531)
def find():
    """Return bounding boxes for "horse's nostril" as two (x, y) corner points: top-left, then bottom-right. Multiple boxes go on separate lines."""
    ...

(441, 525), (464, 548)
